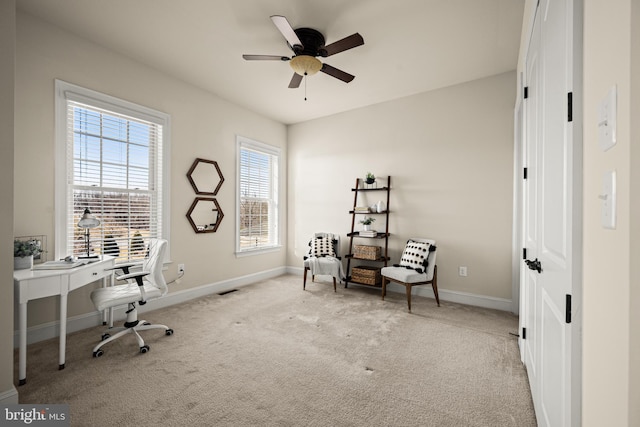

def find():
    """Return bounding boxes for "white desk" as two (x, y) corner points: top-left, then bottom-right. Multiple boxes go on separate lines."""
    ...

(13, 256), (115, 385)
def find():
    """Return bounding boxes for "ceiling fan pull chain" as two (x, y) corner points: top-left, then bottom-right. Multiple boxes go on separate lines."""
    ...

(304, 72), (308, 101)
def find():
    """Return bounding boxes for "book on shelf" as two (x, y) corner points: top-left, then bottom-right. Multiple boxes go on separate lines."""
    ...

(354, 206), (370, 212)
(359, 230), (377, 237)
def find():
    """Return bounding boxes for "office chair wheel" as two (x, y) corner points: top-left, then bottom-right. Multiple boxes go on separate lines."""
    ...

(101, 333), (110, 341)
(165, 329), (174, 336)
(93, 349), (104, 358)
(140, 345), (150, 354)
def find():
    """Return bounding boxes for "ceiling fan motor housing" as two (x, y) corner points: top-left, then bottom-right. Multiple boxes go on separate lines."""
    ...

(291, 27), (327, 57)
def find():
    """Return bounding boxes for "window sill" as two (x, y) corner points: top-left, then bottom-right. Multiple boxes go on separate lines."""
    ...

(235, 245), (282, 258)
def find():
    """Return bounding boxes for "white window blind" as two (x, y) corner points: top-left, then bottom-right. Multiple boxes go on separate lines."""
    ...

(237, 137), (280, 252)
(55, 81), (170, 262)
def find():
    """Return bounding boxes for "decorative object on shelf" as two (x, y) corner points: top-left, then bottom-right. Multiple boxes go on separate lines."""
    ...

(186, 158), (225, 196)
(365, 172), (376, 184)
(351, 266), (382, 286)
(14, 238), (43, 270)
(186, 197), (224, 233)
(359, 217), (376, 231)
(77, 208), (100, 259)
(354, 245), (381, 260)
(364, 172), (377, 188)
(376, 200), (386, 213)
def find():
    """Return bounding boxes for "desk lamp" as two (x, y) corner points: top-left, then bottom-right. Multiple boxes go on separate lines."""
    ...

(78, 208), (100, 259)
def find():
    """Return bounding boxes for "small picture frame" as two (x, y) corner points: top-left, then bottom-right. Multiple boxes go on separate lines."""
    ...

(15, 235), (47, 263)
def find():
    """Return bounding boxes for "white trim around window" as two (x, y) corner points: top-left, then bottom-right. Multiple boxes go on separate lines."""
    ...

(235, 135), (281, 256)
(54, 80), (171, 262)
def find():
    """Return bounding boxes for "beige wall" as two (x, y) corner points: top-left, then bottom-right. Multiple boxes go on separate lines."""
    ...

(630, 1), (640, 424)
(14, 12), (287, 328)
(1, 0), (17, 403)
(583, 0), (636, 424)
(287, 72), (516, 302)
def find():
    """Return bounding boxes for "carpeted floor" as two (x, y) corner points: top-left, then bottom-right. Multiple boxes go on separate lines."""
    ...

(14, 274), (536, 426)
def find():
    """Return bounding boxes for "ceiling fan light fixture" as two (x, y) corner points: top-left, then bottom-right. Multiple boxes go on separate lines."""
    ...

(290, 55), (322, 76)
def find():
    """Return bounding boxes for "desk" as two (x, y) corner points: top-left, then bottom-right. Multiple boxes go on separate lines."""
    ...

(13, 256), (115, 385)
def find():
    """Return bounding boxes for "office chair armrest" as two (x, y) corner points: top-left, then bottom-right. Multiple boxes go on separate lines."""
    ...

(107, 261), (144, 276)
(116, 270), (151, 305)
(116, 270), (150, 283)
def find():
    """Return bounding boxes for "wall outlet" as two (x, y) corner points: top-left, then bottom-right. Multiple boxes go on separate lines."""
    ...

(178, 263), (185, 275)
(458, 266), (468, 277)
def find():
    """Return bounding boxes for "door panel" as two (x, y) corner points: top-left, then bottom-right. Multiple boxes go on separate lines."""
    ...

(521, 0), (576, 425)
(541, 289), (567, 425)
(523, 2), (541, 401)
(525, 272), (538, 375)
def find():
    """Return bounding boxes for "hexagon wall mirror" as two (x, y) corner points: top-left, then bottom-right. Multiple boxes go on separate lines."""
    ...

(187, 158), (224, 196)
(186, 197), (224, 233)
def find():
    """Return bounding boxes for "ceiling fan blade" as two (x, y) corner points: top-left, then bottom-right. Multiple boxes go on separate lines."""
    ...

(320, 33), (364, 57)
(288, 73), (303, 88)
(320, 63), (355, 83)
(243, 54), (290, 61)
(270, 15), (303, 50)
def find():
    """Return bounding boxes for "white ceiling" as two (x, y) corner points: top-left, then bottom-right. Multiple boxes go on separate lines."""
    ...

(17, 0), (525, 125)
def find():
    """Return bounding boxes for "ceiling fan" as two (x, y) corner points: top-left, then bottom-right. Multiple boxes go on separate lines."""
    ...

(243, 15), (364, 89)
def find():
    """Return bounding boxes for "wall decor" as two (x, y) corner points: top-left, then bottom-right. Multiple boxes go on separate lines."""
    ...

(186, 158), (224, 196)
(186, 197), (224, 233)
(186, 158), (225, 234)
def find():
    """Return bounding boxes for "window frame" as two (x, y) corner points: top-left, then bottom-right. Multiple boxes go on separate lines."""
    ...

(54, 80), (171, 262)
(235, 135), (281, 256)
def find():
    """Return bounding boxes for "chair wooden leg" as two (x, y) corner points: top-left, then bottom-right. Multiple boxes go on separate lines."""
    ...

(333, 277), (337, 292)
(303, 267), (308, 290)
(432, 265), (440, 306)
(381, 277), (387, 300)
(406, 284), (412, 313)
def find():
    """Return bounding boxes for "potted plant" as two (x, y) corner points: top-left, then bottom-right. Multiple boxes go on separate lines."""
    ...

(14, 239), (42, 270)
(359, 217), (376, 231)
(365, 172), (376, 185)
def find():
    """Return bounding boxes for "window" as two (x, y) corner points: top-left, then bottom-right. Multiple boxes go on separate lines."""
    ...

(236, 136), (280, 254)
(55, 80), (171, 262)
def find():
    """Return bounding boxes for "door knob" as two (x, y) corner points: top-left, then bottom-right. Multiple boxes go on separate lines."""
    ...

(525, 258), (542, 273)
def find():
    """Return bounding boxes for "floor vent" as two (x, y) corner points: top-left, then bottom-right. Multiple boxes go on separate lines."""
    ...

(218, 289), (238, 296)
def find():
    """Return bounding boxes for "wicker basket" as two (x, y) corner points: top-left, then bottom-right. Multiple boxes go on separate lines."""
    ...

(351, 266), (381, 286)
(354, 245), (381, 260)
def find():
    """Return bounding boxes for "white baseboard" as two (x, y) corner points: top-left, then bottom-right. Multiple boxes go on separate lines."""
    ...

(286, 266), (513, 312)
(0, 386), (19, 404)
(14, 267), (288, 348)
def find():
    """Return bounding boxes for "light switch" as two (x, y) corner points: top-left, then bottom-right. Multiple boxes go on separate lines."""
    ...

(600, 170), (617, 229)
(598, 86), (617, 151)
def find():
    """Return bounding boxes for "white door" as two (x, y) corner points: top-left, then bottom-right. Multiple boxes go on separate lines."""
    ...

(522, 3), (541, 406)
(520, 0), (580, 425)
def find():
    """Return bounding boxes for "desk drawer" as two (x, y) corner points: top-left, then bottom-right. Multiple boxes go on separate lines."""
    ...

(18, 275), (65, 302)
(69, 262), (112, 291)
